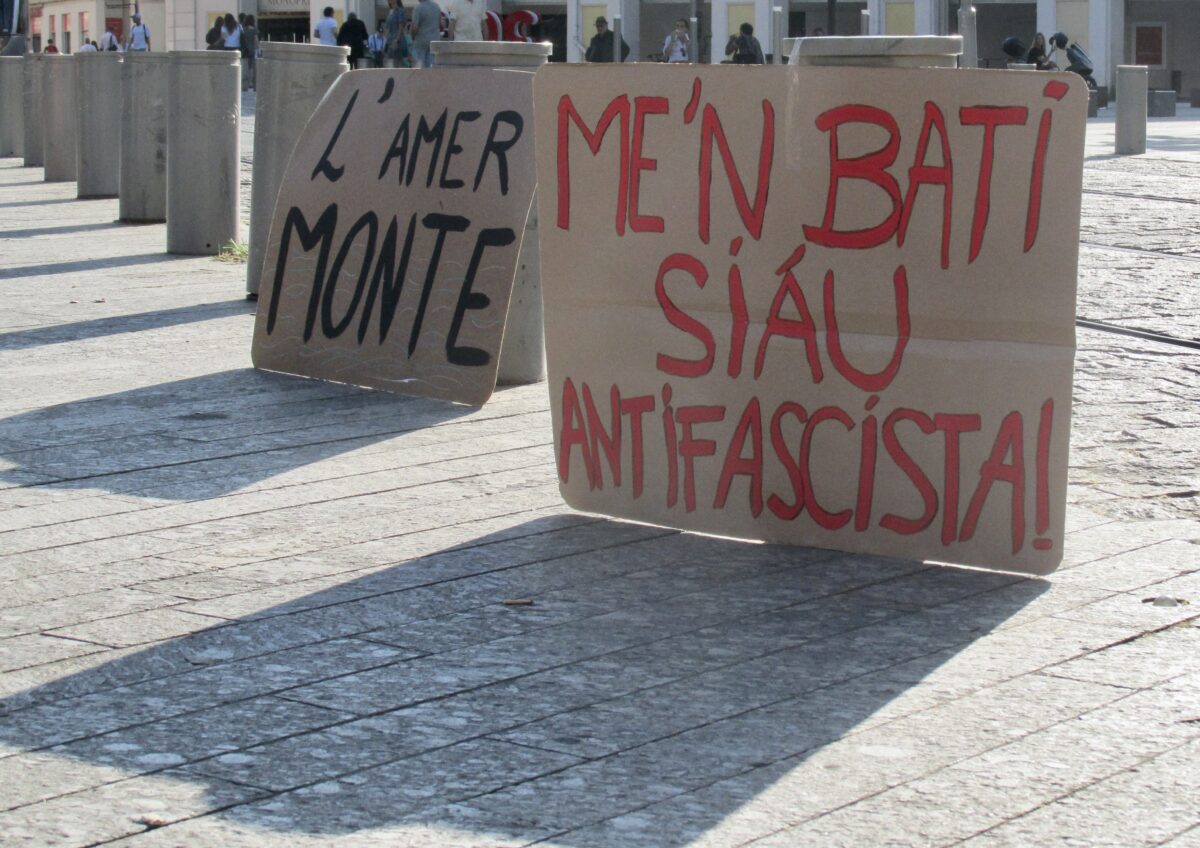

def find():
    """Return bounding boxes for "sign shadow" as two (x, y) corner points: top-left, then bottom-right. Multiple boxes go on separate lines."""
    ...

(0, 368), (479, 501)
(0, 516), (1047, 844)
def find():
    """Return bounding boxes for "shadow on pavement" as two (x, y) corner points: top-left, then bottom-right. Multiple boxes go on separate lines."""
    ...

(0, 368), (474, 499)
(0, 221), (128, 239)
(0, 300), (254, 351)
(0, 516), (1046, 844)
(0, 253), (192, 280)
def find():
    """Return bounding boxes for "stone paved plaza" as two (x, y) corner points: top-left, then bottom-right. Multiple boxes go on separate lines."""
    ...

(0, 101), (1197, 847)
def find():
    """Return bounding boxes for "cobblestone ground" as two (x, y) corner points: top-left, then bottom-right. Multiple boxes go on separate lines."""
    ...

(0, 101), (1196, 848)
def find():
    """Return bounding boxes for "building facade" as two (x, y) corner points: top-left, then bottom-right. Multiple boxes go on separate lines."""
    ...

(18, 0), (1199, 94)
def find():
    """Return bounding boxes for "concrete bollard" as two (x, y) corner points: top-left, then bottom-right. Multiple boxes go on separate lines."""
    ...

(1115, 66), (1148, 155)
(0, 56), (24, 158)
(860, 9), (870, 34)
(246, 42), (348, 297)
(790, 35), (962, 68)
(431, 40), (551, 385)
(42, 55), (77, 183)
(772, 6), (785, 64)
(166, 50), (241, 255)
(957, 6), (978, 69)
(120, 53), (170, 222)
(75, 52), (122, 198)
(22, 53), (46, 167)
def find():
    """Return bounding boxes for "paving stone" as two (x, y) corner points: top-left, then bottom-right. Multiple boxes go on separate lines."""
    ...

(0, 769), (268, 847)
(2, 107), (1200, 848)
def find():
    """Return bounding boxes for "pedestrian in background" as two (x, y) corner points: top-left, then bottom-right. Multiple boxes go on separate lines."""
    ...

(241, 14), (258, 89)
(338, 11), (369, 68)
(662, 18), (690, 62)
(446, 0), (484, 41)
(126, 12), (151, 51)
(79, 39), (98, 52)
(368, 22), (386, 67)
(585, 16), (629, 62)
(222, 13), (242, 52)
(409, 0), (442, 67)
(98, 26), (119, 51)
(314, 7), (338, 46)
(384, 0), (408, 67)
(725, 22), (764, 63)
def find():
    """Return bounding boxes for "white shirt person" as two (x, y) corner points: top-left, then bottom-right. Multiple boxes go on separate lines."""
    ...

(314, 7), (339, 46)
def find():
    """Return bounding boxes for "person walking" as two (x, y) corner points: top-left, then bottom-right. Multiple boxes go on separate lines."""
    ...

(446, 0), (484, 41)
(409, 0), (442, 67)
(222, 13), (242, 51)
(662, 18), (690, 62)
(313, 6), (338, 47)
(367, 22), (386, 66)
(337, 11), (369, 68)
(79, 39), (98, 52)
(126, 12), (151, 51)
(98, 26), (119, 51)
(383, 0), (408, 67)
(585, 16), (629, 62)
(725, 22), (764, 63)
(241, 14), (258, 88)
(43, 38), (59, 53)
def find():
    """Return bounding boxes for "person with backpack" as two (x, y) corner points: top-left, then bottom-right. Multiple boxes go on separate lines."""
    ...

(125, 12), (151, 51)
(98, 26), (119, 51)
(725, 22), (764, 64)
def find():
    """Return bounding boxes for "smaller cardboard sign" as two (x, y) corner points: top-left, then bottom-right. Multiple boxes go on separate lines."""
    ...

(252, 69), (538, 406)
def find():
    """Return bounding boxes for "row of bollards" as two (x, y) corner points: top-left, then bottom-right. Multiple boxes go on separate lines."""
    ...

(0, 46), (351, 258)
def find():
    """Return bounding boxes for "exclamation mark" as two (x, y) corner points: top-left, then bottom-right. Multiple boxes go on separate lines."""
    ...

(1033, 398), (1054, 551)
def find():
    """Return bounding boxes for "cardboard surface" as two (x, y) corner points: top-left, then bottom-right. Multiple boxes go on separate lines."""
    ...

(534, 65), (1087, 573)
(252, 69), (537, 406)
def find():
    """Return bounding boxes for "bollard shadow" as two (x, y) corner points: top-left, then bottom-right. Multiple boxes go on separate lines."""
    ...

(0, 221), (127, 239)
(0, 253), (190, 280)
(0, 300), (253, 351)
(0, 368), (476, 500)
(0, 517), (1047, 845)
(0, 197), (95, 209)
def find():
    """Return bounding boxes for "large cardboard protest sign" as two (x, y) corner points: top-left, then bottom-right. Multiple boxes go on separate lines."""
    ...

(252, 69), (537, 406)
(534, 66), (1086, 574)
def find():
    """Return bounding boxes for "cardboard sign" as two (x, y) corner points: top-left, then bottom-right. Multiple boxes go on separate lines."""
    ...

(252, 69), (537, 406)
(534, 65), (1086, 574)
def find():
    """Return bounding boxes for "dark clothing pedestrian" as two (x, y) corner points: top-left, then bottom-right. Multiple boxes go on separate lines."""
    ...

(726, 30), (765, 64)
(585, 30), (629, 62)
(338, 14), (370, 67)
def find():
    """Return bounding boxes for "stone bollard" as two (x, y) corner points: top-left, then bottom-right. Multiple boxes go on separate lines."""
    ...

(0, 56), (24, 158)
(957, 6), (978, 69)
(166, 50), (241, 255)
(431, 40), (551, 385)
(246, 43), (348, 297)
(1115, 65), (1148, 155)
(773, 6), (785, 63)
(790, 35), (962, 68)
(22, 54), (45, 167)
(75, 52), (122, 198)
(120, 53), (170, 222)
(42, 55), (77, 183)
(860, 9), (870, 34)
